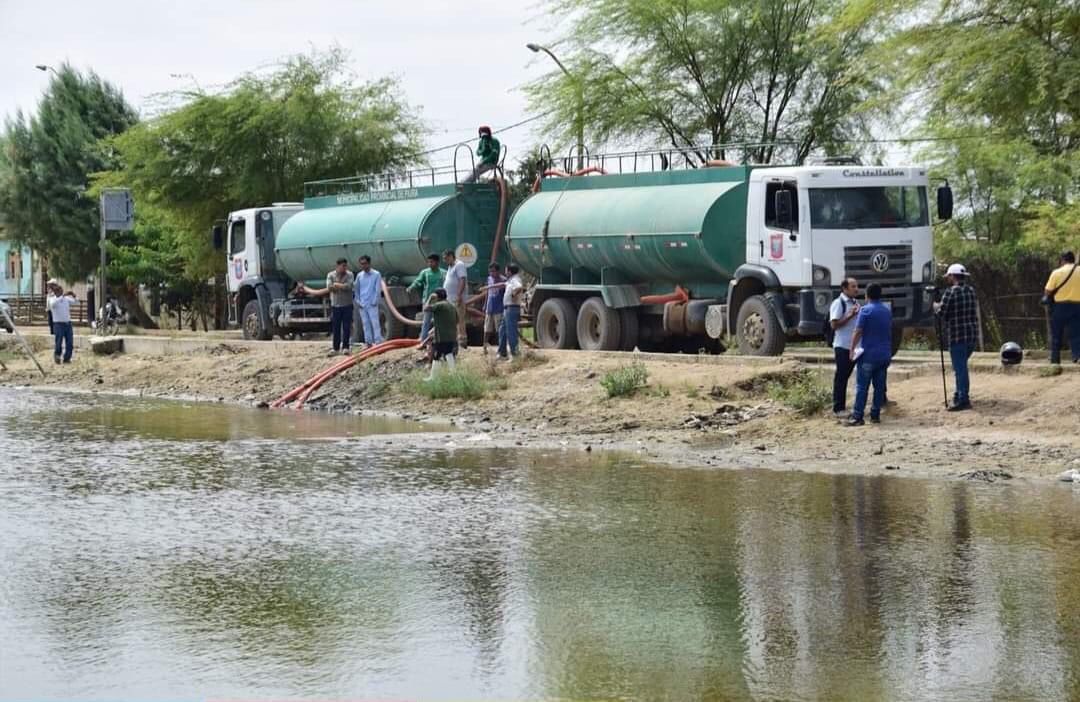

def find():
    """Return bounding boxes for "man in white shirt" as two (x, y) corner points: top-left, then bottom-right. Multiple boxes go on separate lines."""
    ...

(47, 282), (77, 364)
(498, 264), (524, 359)
(829, 277), (860, 417)
(442, 248), (470, 348)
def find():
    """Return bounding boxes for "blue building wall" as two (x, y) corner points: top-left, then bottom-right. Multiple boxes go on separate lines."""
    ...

(0, 240), (36, 297)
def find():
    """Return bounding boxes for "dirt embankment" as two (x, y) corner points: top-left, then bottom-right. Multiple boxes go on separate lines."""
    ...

(2, 334), (1078, 482)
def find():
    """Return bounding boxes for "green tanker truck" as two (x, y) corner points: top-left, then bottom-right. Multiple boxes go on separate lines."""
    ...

(508, 158), (952, 355)
(216, 175), (504, 341)
(218, 152), (951, 356)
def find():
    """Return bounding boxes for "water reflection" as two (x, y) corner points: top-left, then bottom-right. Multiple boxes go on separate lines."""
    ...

(1, 388), (1078, 700)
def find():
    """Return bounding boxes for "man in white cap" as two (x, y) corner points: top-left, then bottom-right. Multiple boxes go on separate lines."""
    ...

(934, 263), (979, 411)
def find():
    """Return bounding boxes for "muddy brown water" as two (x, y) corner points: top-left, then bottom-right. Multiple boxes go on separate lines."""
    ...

(1, 388), (1078, 701)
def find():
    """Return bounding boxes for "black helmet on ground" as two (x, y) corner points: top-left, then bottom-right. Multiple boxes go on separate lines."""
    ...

(1000, 341), (1023, 366)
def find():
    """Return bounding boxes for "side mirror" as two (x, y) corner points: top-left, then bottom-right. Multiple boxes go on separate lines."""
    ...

(937, 183), (953, 221)
(212, 224), (224, 250)
(775, 190), (794, 230)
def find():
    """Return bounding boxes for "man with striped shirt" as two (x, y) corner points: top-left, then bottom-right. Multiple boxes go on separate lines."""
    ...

(934, 263), (980, 411)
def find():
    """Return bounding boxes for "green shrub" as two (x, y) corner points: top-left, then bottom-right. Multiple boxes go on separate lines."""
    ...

(1038, 365), (1063, 378)
(407, 368), (493, 400)
(766, 372), (831, 416)
(600, 363), (649, 398)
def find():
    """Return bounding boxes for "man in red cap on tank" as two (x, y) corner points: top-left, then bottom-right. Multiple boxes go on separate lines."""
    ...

(462, 125), (500, 183)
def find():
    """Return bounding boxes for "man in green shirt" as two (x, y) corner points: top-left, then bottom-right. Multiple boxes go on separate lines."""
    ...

(425, 288), (459, 380)
(408, 253), (445, 347)
(462, 125), (500, 183)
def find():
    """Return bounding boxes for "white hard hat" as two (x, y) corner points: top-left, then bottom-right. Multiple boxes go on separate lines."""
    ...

(46, 278), (58, 286)
(946, 263), (968, 277)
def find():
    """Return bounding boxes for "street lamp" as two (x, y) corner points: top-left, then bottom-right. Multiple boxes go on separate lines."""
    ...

(35, 64), (58, 75)
(527, 43), (585, 170)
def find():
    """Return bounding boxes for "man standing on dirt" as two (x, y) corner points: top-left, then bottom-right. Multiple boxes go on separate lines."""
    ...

(829, 277), (860, 417)
(303, 258), (354, 355)
(846, 283), (892, 426)
(934, 263), (979, 411)
(498, 264), (525, 360)
(443, 249), (469, 349)
(408, 253), (444, 350)
(355, 255), (384, 348)
(1044, 251), (1080, 365)
(425, 288), (459, 380)
(482, 263), (505, 349)
(47, 282), (77, 364)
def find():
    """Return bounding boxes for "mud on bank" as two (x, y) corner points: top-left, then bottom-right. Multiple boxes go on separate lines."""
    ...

(2, 333), (1078, 482)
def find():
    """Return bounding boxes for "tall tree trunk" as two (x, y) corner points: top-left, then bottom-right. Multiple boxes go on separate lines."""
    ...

(117, 286), (159, 329)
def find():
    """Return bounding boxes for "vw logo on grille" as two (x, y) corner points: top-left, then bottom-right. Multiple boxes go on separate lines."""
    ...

(871, 251), (890, 273)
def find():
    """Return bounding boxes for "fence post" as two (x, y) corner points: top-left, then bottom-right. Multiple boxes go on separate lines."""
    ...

(975, 302), (984, 352)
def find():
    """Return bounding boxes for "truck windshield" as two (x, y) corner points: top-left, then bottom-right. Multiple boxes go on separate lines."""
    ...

(809, 186), (928, 229)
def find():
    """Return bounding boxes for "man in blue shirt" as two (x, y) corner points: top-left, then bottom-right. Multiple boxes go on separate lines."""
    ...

(482, 263), (505, 348)
(354, 255), (384, 347)
(846, 283), (893, 426)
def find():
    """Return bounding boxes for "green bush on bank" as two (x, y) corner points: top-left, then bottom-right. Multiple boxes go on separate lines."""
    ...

(406, 368), (497, 400)
(600, 363), (649, 398)
(765, 372), (832, 416)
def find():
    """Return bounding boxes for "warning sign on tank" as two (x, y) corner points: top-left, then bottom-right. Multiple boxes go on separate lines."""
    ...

(456, 243), (478, 267)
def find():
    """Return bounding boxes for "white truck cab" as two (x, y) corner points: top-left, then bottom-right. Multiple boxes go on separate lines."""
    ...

(723, 162), (945, 354)
(218, 203), (302, 337)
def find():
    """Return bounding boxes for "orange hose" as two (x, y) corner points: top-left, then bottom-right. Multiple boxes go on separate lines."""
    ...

(640, 285), (689, 305)
(379, 279), (422, 327)
(286, 338), (421, 410)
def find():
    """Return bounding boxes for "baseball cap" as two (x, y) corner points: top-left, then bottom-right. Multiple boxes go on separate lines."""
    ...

(946, 263), (968, 277)
(46, 278), (58, 286)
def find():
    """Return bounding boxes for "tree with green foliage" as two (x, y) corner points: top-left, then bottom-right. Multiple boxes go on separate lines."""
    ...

(525, 0), (884, 165)
(878, 0), (1079, 248)
(0, 65), (138, 280)
(106, 48), (425, 284)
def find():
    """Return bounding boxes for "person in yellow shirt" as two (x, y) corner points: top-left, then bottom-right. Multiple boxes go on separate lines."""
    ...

(1045, 250), (1080, 364)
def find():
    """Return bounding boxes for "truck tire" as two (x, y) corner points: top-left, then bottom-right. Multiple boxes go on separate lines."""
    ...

(891, 324), (903, 358)
(536, 298), (578, 349)
(619, 308), (639, 351)
(577, 296), (622, 351)
(380, 300), (405, 341)
(736, 295), (785, 356)
(241, 299), (270, 341)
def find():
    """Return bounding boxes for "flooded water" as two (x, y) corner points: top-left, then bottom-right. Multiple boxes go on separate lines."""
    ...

(1, 388), (1078, 701)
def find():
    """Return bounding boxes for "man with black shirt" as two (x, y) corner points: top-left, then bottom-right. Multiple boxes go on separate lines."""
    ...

(934, 263), (980, 411)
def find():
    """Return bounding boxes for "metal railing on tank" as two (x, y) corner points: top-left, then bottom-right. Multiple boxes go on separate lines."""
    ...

(538, 141), (804, 179)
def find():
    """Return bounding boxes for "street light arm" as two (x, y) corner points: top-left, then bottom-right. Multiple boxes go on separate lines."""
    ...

(526, 43), (573, 79)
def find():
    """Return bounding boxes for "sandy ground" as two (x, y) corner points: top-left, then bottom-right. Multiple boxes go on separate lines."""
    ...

(2, 331), (1078, 482)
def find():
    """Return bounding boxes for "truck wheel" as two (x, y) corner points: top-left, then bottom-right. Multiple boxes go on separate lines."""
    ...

(736, 295), (785, 356)
(241, 299), (270, 341)
(619, 308), (639, 351)
(380, 300), (405, 341)
(536, 298), (578, 349)
(577, 296), (622, 351)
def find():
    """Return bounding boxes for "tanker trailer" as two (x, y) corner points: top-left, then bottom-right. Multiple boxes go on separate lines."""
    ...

(217, 179), (504, 341)
(507, 161), (951, 355)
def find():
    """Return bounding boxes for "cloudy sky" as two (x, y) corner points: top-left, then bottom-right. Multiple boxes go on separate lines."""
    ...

(0, 0), (560, 161)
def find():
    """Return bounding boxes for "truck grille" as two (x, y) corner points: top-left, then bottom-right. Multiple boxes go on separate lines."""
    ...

(844, 245), (913, 320)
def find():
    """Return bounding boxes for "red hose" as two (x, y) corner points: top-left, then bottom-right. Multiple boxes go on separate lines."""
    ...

(490, 173), (507, 265)
(271, 338), (420, 411)
(379, 279), (422, 327)
(640, 285), (689, 305)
